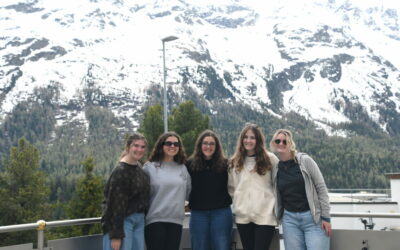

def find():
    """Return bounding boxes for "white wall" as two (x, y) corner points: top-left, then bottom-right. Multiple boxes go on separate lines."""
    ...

(390, 179), (400, 210)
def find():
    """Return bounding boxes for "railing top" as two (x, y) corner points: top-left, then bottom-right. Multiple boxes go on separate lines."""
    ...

(0, 218), (101, 234)
(0, 222), (38, 233)
(46, 217), (100, 228)
(329, 189), (390, 191)
(331, 212), (400, 218)
(2, 212), (400, 234)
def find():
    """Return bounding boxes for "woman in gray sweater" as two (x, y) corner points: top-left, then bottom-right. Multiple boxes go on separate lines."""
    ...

(270, 129), (331, 250)
(143, 132), (191, 250)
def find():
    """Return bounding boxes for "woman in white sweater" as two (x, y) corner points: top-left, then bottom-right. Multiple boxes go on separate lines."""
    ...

(228, 123), (279, 250)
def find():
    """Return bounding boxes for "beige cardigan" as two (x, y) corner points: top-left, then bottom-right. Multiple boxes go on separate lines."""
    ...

(228, 152), (279, 225)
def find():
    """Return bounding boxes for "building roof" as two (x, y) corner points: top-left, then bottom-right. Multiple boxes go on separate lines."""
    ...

(385, 173), (400, 179)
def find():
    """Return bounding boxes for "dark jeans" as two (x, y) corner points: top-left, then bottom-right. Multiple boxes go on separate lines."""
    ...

(189, 206), (233, 250)
(145, 222), (182, 250)
(236, 223), (275, 250)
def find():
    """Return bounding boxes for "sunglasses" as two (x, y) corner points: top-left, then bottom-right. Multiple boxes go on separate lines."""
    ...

(163, 141), (180, 147)
(274, 139), (287, 145)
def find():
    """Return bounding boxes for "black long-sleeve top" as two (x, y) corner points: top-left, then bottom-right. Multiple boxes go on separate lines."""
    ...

(101, 162), (150, 239)
(186, 159), (232, 210)
(277, 159), (310, 212)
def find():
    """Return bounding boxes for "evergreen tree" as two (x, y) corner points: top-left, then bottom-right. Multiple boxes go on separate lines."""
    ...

(138, 104), (164, 152)
(139, 101), (211, 156)
(169, 101), (211, 156)
(0, 137), (51, 246)
(65, 156), (104, 236)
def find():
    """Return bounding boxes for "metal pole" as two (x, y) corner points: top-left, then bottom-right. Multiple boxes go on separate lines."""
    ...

(162, 41), (168, 133)
(37, 230), (44, 250)
(36, 220), (46, 250)
(161, 36), (178, 133)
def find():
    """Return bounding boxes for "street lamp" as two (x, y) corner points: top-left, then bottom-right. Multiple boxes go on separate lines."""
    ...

(162, 35), (179, 133)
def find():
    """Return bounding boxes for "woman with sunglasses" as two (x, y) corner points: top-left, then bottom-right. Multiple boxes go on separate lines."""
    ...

(143, 132), (191, 250)
(186, 130), (232, 250)
(270, 129), (331, 250)
(228, 123), (279, 250)
(102, 133), (150, 250)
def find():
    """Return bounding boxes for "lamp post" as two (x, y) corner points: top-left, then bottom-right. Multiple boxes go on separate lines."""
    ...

(162, 35), (179, 133)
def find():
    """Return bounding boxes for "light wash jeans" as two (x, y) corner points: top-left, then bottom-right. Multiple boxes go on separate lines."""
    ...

(189, 206), (233, 250)
(282, 210), (329, 250)
(103, 213), (145, 250)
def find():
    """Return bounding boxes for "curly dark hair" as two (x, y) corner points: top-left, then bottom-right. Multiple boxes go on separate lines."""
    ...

(230, 123), (272, 175)
(148, 131), (186, 164)
(188, 130), (228, 173)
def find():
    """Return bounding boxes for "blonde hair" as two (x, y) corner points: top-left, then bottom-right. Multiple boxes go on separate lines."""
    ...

(270, 129), (297, 160)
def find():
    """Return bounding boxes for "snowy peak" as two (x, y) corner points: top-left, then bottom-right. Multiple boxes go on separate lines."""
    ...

(0, 0), (399, 136)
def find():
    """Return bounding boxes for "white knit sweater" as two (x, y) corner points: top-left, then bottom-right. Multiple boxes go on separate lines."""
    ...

(228, 152), (279, 225)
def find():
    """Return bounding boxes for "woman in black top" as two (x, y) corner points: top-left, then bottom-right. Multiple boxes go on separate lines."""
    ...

(186, 130), (232, 250)
(270, 129), (331, 250)
(102, 133), (150, 250)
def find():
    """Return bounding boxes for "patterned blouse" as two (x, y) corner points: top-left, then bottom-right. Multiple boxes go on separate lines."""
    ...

(101, 162), (150, 239)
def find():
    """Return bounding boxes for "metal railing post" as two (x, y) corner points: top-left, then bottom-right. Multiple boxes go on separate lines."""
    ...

(36, 220), (46, 250)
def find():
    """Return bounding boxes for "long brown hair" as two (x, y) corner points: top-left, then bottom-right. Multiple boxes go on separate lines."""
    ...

(148, 131), (186, 164)
(188, 130), (227, 172)
(119, 133), (147, 160)
(230, 123), (272, 175)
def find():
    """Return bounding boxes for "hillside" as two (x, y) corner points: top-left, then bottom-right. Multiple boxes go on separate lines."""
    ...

(0, 0), (399, 200)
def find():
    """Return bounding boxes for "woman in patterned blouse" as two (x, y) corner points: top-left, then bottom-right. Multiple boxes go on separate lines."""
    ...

(102, 133), (150, 250)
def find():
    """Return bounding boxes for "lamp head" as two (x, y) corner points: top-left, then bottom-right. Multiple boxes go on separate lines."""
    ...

(162, 36), (179, 43)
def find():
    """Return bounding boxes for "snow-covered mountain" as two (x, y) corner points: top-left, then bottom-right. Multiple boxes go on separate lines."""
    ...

(1, 0), (399, 135)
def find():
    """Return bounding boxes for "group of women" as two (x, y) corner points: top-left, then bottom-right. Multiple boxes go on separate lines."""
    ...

(101, 123), (332, 250)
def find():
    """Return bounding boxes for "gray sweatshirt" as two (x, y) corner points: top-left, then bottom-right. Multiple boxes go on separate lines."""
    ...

(143, 161), (191, 226)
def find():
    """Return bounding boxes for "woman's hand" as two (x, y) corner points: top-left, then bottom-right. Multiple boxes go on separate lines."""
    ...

(321, 220), (332, 236)
(111, 238), (122, 250)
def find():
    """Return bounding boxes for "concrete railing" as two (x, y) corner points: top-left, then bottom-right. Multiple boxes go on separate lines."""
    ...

(1, 212), (400, 250)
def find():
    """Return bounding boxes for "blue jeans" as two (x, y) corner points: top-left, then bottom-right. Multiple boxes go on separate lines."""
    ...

(103, 213), (145, 250)
(282, 210), (329, 250)
(189, 206), (233, 250)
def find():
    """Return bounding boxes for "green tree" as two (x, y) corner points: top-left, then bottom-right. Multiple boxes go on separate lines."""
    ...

(169, 101), (211, 156)
(0, 137), (51, 246)
(138, 104), (164, 152)
(139, 101), (211, 156)
(65, 156), (104, 236)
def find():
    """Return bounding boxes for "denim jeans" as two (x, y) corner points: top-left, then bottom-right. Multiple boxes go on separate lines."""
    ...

(103, 213), (145, 250)
(282, 210), (329, 250)
(189, 206), (233, 250)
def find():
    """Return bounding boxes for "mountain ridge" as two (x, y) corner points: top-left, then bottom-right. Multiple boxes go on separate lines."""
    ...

(0, 0), (399, 137)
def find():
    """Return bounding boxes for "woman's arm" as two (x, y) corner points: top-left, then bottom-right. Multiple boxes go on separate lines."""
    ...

(304, 155), (331, 221)
(227, 166), (236, 198)
(105, 167), (130, 239)
(184, 166), (192, 201)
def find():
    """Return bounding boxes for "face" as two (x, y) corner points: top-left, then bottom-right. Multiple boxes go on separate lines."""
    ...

(201, 136), (216, 160)
(128, 139), (147, 162)
(274, 133), (289, 154)
(243, 129), (256, 155)
(162, 136), (180, 160)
